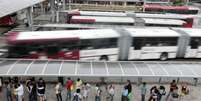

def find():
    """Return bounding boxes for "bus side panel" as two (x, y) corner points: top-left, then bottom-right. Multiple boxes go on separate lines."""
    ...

(140, 46), (177, 59)
(128, 47), (141, 60)
(129, 46), (177, 60)
(79, 48), (118, 61)
(61, 50), (80, 60)
(184, 46), (201, 58)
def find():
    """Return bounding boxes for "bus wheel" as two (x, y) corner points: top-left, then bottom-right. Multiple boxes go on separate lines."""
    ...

(100, 55), (109, 61)
(160, 52), (168, 61)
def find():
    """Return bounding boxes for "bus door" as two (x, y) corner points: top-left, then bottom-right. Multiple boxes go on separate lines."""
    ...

(185, 38), (201, 58)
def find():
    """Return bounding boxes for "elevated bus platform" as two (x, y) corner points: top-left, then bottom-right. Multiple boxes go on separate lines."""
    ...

(0, 59), (200, 78)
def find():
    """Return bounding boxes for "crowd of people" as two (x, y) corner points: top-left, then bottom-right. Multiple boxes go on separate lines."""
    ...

(0, 77), (191, 101)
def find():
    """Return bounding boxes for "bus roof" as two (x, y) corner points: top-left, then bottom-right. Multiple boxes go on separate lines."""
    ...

(126, 28), (181, 37)
(71, 16), (135, 23)
(77, 10), (194, 19)
(144, 4), (200, 11)
(7, 29), (120, 43)
(79, 11), (127, 17)
(135, 13), (193, 19)
(142, 18), (186, 25)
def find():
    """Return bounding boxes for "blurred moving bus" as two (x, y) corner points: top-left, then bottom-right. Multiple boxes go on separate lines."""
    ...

(6, 28), (201, 61)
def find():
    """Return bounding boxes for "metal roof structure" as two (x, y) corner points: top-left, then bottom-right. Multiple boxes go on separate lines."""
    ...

(0, 0), (45, 18)
(0, 59), (201, 78)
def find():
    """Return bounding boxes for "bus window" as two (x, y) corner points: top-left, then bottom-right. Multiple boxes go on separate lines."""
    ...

(133, 38), (144, 50)
(94, 38), (118, 49)
(60, 40), (79, 50)
(8, 46), (28, 57)
(157, 37), (178, 46)
(133, 37), (178, 50)
(79, 38), (118, 50)
(190, 37), (201, 49)
(79, 39), (94, 50)
(46, 45), (59, 55)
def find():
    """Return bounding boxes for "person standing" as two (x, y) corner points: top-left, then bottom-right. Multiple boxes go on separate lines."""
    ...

(126, 80), (132, 101)
(65, 77), (73, 101)
(148, 86), (158, 101)
(166, 80), (177, 101)
(31, 79), (38, 101)
(108, 84), (115, 101)
(141, 82), (147, 101)
(73, 89), (82, 101)
(95, 83), (102, 101)
(75, 78), (82, 91)
(16, 81), (24, 101)
(26, 79), (33, 101)
(121, 86), (128, 101)
(13, 84), (18, 101)
(55, 81), (62, 101)
(82, 82), (91, 101)
(37, 78), (46, 101)
(5, 81), (13, 101)
(158, 86), (166, 101)
(0, 77), (2, 92)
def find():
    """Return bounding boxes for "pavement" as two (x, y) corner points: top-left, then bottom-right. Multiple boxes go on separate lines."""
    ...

(0, 83), (201, 101)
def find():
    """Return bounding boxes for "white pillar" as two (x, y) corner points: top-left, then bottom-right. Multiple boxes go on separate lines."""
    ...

(68, 0), (72, 10)
(186, 0), (189, 5)
(50, 0), (56, 22)
(63, 0), (66, 10)
(27, 7), (33, 30)
(143, 0), (146, 12)
(56, 11), (59, 23)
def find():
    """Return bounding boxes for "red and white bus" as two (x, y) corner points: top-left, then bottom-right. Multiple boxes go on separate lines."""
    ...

(6, 28), (201, 61)
(69, 15), (189, 28)
(0, 14), (17, 26)
(65, 10), (200, 28)
(143, 4), (200, 15)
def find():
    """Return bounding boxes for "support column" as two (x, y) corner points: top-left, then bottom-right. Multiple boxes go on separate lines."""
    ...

(27, 7), (33, 31)
(63, 0), (66, 10)
(193, 78), (198, 86)
(176, 78), (180, 83)
(124, 1), (127, 6)
(143, 0), (146, 12)
(40, 2), (44, 13)
(50, 0), (56, 22)
(68, 0), (72, 10)
(56, 11), (59, 23)
(137, 77), (142, 86)
(186, 0), (189, 5)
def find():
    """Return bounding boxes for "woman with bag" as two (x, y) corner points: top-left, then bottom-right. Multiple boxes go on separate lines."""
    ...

(55, 81), (62, 101)
(121, 86), (128, 101)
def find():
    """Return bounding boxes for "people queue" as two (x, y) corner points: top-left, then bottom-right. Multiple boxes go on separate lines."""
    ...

(2, 78), (190, 101)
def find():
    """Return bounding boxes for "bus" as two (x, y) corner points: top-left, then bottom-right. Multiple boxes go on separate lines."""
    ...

(5, 28), (201, 61)
(65, 10), (199, 28)
(69, 15), (188, 27)
(0, 14), (17, 26)
(143, 4), (200, 15)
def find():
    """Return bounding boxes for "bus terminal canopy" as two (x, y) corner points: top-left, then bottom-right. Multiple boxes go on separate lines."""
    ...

(0, 0), (45, 18)
(0, 59), (201, 78)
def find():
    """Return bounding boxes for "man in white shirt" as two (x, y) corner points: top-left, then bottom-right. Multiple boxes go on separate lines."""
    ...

(16, 82), (24, 101)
